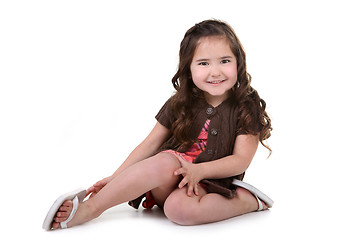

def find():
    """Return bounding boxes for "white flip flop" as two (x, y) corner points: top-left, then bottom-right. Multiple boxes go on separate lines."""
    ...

(42, 188), (87, 230)
(232, 179), (274, 210)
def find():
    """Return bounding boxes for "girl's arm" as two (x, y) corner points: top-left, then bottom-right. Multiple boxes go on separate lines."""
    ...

(175, 134), (259, 196)
(111, 122), (171, 178)
(199, 134), (259, 179)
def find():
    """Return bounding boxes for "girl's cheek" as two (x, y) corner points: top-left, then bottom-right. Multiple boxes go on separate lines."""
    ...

(191, 68), (207, 80)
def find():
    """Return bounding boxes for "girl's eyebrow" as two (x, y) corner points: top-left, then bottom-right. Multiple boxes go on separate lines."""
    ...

(220, 55), (233, 59)
(195, 56), (233, 62)
(195, 58), (210, 62)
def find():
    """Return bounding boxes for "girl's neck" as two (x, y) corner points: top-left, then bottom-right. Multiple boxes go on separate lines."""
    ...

(204, 91), (230, 107)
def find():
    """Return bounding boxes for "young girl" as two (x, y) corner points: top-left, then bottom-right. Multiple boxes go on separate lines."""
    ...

(43, 19), (273, 230)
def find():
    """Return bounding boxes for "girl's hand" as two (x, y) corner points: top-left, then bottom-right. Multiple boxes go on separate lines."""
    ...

(86, 176), (113, 199)
(174, 158), (203, 197)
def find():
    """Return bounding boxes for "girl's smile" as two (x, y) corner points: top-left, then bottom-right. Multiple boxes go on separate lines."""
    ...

(190, 36), (237, 107)
(208, 80), (225, 84)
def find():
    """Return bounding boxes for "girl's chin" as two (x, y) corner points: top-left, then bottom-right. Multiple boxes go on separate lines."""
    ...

(204, 91), (230, 103)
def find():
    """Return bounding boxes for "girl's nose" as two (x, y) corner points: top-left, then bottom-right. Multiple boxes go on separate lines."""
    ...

(210, 65), (221, 77)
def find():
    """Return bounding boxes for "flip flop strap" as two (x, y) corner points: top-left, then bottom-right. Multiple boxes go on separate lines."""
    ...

(254, 195), (264, 211)
(60, 196), (79, 229)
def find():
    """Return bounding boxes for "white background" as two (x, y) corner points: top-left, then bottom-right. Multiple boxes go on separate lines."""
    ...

(1, 0), (359, 239)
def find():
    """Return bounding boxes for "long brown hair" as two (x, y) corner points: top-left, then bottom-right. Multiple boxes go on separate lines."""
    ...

(170, 19), (272, 154)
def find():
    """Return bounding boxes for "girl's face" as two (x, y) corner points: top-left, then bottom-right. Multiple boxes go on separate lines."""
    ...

(190, 36), (237, 107)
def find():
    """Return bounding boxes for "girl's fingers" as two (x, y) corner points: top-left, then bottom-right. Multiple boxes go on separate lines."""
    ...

(86, 187), (102, 198)
(194, 184), (199, 196)
(178, 177), (188, 189)
(187, 185), (193, 197)
(94, 177), (109, 187)
(86, 188), (98, 198)
(86, 187), (94, 197)
(188, 183), (199, 196)
(87, 177), (111, 198)
(94, 181), (103, 187)
(174, 168), (184, 176)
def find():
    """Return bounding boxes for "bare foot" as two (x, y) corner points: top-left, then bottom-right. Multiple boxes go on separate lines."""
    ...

(52, 200), (95, 229)
(52, 200), (72, 229)
(236, 188), (268, 212)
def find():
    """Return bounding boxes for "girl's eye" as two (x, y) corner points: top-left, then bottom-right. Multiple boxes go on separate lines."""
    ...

(198, 62), (209, 66)
(221, 59), (230, 64)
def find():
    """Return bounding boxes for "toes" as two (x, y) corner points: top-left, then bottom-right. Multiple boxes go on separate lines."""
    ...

(54, 217), (67, 222)
(52, 222), (60, 229)
(59, 205), (71, 212)
(261, 200), (268, 210)
(62, 200), (73, 207)
(57, 211), (69, 218)
(51, 200), (74, 229)
(58, 200), (73, 213)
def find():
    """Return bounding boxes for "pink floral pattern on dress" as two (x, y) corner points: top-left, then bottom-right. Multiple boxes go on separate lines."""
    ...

(164, 119), (210, 163)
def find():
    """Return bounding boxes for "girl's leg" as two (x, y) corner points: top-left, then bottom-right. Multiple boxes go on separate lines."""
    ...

(163, 186), (268, 225)
(53, 152), (181, 229)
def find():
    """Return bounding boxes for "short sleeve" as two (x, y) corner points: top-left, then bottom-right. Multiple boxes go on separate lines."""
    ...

(235, 110), (262, 136)
(235, 119), (247, 136)
(155, 98), (174, 130)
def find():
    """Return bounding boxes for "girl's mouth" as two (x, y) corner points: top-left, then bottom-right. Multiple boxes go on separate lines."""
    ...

(208, 80), (225, 85)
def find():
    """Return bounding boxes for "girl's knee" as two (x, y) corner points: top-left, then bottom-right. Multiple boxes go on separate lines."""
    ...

(144, 153), (181, 183)
(151, 153), (180, 174)
(163, 190), (199, 226)
(163, 194), (185, 225)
